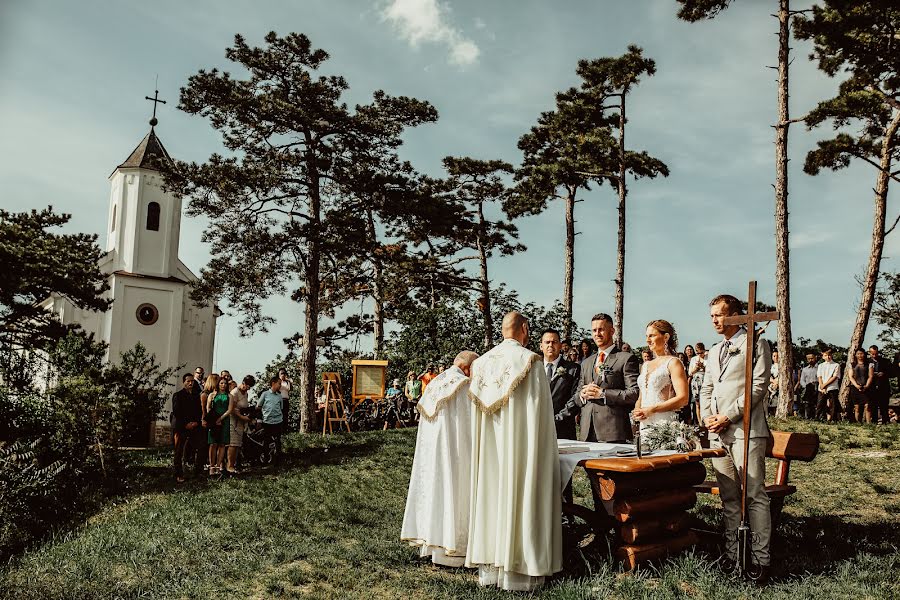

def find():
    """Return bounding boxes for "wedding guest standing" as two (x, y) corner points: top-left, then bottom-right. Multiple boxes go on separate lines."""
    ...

(632, 320), (689, 431)
(540, 328), (580, 505)
(257, 377), (285, 461)
(768, 351), (781, 416)
(172, 373), (202, 483)
(795, 353), (820, 419)
(579, 339), (593, 361)
(817, 348), (841, 421)
(869, 346), (893, 424)
(206, 377), (231, 476)
(700, 294), (772, 581)
(849, 349), (874, 423)
(688, 342), (708, 424)
(566, 347), (581, 363)
(224, 375), (255, 474)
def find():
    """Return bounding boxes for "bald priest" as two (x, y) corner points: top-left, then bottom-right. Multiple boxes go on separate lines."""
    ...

(401, 350), (479, 567)
(465, 311), (562, 592)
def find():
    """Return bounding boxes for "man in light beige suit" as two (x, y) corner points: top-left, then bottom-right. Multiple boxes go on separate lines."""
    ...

(700, 294), (772, 579)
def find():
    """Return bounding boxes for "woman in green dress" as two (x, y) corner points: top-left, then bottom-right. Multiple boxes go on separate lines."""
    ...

(206, 377), (231, 476)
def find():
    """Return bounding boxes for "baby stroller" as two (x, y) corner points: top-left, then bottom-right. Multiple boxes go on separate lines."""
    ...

(242, 410), (276, 466)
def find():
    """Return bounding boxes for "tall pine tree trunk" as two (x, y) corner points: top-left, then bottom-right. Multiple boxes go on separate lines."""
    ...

(614, 94), (627, 348)
(300, 156), (322, 434)
(774, 0), (796, 417)
(366, 210), (384, 358)
(563, 188), (576, 341)
(477, 202), (492, 351)
(301, 241), (320, 434)
(839, 108), (900, 407)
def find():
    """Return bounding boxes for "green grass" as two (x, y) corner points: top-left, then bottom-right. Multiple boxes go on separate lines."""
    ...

(2, 419), (900, 599)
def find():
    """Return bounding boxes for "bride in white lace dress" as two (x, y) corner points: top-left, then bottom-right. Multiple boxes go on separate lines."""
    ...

(633, 319), (690, 431)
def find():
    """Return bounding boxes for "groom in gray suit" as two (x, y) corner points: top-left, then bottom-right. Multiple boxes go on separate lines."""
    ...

(700, 294), (773, 578)
(573, 313), (640, 443)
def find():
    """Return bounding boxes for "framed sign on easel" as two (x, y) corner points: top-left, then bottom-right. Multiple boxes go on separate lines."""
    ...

(351, 359), (388, 408)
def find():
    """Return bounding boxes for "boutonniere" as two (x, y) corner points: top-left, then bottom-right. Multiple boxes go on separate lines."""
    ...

(599, 364), (613, 383)
(727, 345), (741, 356)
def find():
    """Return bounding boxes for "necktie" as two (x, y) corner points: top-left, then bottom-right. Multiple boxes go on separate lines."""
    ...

(595, 352), (606, 374)
(719, 341), (731, 370)
(546, 363), (553, 380)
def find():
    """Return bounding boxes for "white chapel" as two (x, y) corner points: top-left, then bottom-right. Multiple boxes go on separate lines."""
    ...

(42, 119), (218, 431)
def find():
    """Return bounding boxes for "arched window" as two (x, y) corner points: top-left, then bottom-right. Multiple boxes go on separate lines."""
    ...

(146, 202), (160, 231)
(111, 205), (117, 232)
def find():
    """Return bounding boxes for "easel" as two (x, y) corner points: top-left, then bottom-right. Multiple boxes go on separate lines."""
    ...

(321, 372), (350, 436)
(721, 281), (778, 580)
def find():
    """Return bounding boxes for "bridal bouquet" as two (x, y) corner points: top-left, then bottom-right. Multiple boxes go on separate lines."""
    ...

(641, 421), (700, 453)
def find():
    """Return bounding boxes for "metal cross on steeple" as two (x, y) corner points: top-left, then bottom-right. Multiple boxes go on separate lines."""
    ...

(145, 88), (167, 128)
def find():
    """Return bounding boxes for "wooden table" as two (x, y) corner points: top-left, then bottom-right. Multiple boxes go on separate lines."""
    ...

(564, 448), (725, 571)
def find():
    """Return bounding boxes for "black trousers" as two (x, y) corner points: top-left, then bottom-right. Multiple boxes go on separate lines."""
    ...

(872, 391), (891, 425)
(800, 384), (818, 419)
(174, 427), (205, 476)
(263, 422), (283, 458)
(817, 389), (839, 421)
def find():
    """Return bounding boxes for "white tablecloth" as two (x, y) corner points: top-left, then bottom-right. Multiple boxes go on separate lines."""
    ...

(557, 439), (676, 493)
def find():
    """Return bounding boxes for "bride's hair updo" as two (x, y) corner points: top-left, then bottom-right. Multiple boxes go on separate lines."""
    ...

(646, 319), (678, 356)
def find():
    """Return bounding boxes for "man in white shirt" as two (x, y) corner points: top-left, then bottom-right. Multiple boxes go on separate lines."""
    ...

(794, 353), (819, 419)
(816, 349), (841, 421)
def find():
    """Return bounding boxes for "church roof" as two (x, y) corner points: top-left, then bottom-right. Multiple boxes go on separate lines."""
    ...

(117, 128), (172, 171)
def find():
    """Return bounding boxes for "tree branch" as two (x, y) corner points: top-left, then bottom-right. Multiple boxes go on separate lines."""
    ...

(886, 212), (900, 236)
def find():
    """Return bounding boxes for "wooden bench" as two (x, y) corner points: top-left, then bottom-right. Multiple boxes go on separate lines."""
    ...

(693, 430), (819, 524)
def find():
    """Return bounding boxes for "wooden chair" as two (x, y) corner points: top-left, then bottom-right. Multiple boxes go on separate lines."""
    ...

(693, 430), (820, 524)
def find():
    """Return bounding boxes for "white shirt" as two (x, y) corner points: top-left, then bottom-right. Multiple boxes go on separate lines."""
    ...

(543, 355), (562, 377)
(279, 378), (291, 399)
(595, 344), (615, 364)
(817, 362), (841, 391)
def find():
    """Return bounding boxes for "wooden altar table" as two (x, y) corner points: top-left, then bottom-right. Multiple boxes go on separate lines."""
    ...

(564, 447), (725, 571)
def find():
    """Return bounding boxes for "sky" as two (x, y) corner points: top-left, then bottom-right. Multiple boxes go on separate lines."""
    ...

(1, 0), (897, 376)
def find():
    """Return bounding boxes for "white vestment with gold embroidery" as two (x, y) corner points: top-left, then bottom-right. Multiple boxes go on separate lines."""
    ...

(465, 339), (562, 591)
(400, 366), (473, 566)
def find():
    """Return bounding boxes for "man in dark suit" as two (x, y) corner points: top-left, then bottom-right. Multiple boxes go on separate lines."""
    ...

(540, 328), (581, 440)
(571, 313), (640, 442)
(540, 328), (580, 506)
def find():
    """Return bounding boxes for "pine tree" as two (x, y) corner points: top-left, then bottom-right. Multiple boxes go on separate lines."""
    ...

(0, 207), (110, 353)
(795, 1), (900, 407)
(161, 32), (437, 432)
(509, 47), (668, 341)
(441, 157), (524, 350)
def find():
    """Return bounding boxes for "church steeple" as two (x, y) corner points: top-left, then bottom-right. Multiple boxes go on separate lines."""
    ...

(116, 128), (172, 171)
(105, 90), (182, 280)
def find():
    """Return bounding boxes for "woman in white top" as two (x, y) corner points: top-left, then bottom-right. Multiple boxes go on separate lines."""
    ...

(632, 319), (690, 431)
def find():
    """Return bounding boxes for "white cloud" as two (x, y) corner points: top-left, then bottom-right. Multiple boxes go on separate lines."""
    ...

(381, 0), (480, 66)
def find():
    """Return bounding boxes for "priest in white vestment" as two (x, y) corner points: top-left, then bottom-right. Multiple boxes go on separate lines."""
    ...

(465, 312), (562, 592)
(401, 350), (480, 567)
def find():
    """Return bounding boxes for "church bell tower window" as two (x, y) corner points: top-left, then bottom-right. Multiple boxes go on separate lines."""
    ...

(111, 205), (116, 232)
(147, 202), (160, 231)
(136, 303), (159, 326)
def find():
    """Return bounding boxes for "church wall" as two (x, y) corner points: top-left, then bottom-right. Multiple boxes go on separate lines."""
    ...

(177, 301), (217, 380)
(108, 278), (185, 423)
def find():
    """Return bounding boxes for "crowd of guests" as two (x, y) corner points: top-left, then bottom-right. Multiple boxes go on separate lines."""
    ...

(544, 337), (899, 427)
(170, 367), (294, 482)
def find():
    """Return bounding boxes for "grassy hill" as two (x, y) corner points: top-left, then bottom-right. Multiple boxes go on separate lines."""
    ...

(2, 419), (899, 599)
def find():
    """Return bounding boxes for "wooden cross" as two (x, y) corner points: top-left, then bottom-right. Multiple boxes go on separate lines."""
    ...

(720, 280), (778, 577)
(145, 89), (167, 126)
